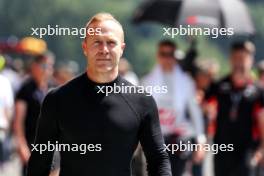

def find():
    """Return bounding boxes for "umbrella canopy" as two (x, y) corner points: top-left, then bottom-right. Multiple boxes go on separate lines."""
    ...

(133, 0), (183, 26)
(133, 0), (255, 35)
(219, 0), (255, 35)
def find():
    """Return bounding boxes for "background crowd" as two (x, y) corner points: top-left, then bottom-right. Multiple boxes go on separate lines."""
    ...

(1, 0), (264, 176)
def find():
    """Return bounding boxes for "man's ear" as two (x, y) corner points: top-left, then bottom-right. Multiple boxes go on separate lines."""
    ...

(120, 42), (126, 56)
(121, 42), (126, 50)
(82, 40), (87, 56)
(120, 42), (126, 57)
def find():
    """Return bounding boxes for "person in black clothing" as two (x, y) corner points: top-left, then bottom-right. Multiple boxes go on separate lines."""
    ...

(14, 53), (54, 176)
(205, 41), (264, 176)
(27, 13), (172, 176)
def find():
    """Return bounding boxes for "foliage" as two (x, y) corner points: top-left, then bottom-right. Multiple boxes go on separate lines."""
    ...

(0, 0), (263, 78)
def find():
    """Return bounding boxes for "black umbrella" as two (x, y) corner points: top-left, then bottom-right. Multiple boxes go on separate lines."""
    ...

(133, 0), (255, 35)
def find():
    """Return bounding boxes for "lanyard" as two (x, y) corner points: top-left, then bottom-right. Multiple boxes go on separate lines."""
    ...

(229, 91), (243, 121)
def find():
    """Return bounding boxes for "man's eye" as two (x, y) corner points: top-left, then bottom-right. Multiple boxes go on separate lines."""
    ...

(107, 41), (117, 46)
(94, 41), (101, 45)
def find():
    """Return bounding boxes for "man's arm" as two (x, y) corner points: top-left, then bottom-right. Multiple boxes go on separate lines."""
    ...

(250, 90), (264, 166)
(14, 85), (31, 164)
(187, 85), (206, 163)
(14, 100), (31, 164)
(187, 81), (206, 143)
(139, 96), (172, 176)
(27, 90), (60, 176)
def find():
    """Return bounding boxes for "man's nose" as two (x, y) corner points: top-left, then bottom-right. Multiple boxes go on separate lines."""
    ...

(99, 42), (109, 54)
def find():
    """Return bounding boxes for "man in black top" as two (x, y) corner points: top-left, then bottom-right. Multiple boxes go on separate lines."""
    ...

(27, 13), (172, 176)
(205, 41), (264, 176)
(14, 53), (54, 176)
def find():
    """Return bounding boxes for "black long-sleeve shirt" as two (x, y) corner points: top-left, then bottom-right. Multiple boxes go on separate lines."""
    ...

(205, 76), (264, 152)
(27, 72), (172, 176)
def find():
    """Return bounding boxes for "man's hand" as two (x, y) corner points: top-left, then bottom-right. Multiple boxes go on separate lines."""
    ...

(250, 149), (264, 167)
(18, 144), (31, 164)
(193, 147), (206, 164)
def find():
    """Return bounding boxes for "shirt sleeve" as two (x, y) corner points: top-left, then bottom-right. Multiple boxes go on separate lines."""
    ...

(186, 79), (206, 143)
(139, 96), (172, 176)
(27, 89), (60, 176)
(16, 84), (28, 102)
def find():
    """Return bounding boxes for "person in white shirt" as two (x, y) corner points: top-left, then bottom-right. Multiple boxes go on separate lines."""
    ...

(141, 40), (205, 176)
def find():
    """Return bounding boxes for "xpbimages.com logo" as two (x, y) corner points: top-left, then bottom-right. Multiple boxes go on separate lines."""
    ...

(31, 141), (102, 154)
(30, 25), (102, 38)
(163, 141), (234, 155)
(96, 83), (168, 96)
(163, 25), (234, 38)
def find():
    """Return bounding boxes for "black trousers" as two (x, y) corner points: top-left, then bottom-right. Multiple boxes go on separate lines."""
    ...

(165, 136), (194, 176)
(192, 163), (202, 176)
(168, 152), (189, 176)
(214, 152), (250, 176)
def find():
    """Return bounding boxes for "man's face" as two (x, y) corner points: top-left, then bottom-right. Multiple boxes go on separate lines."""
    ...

(32, 57), (54, 81)
(195, 72), (211, 90)
(82, 20), (125, 73)
(230, 50), (253, 74)
(157, 45), (176, 71)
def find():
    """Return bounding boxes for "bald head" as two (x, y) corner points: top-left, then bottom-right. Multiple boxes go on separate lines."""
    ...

(82, 13), (126, 77)
(85, 13), (124, 42)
